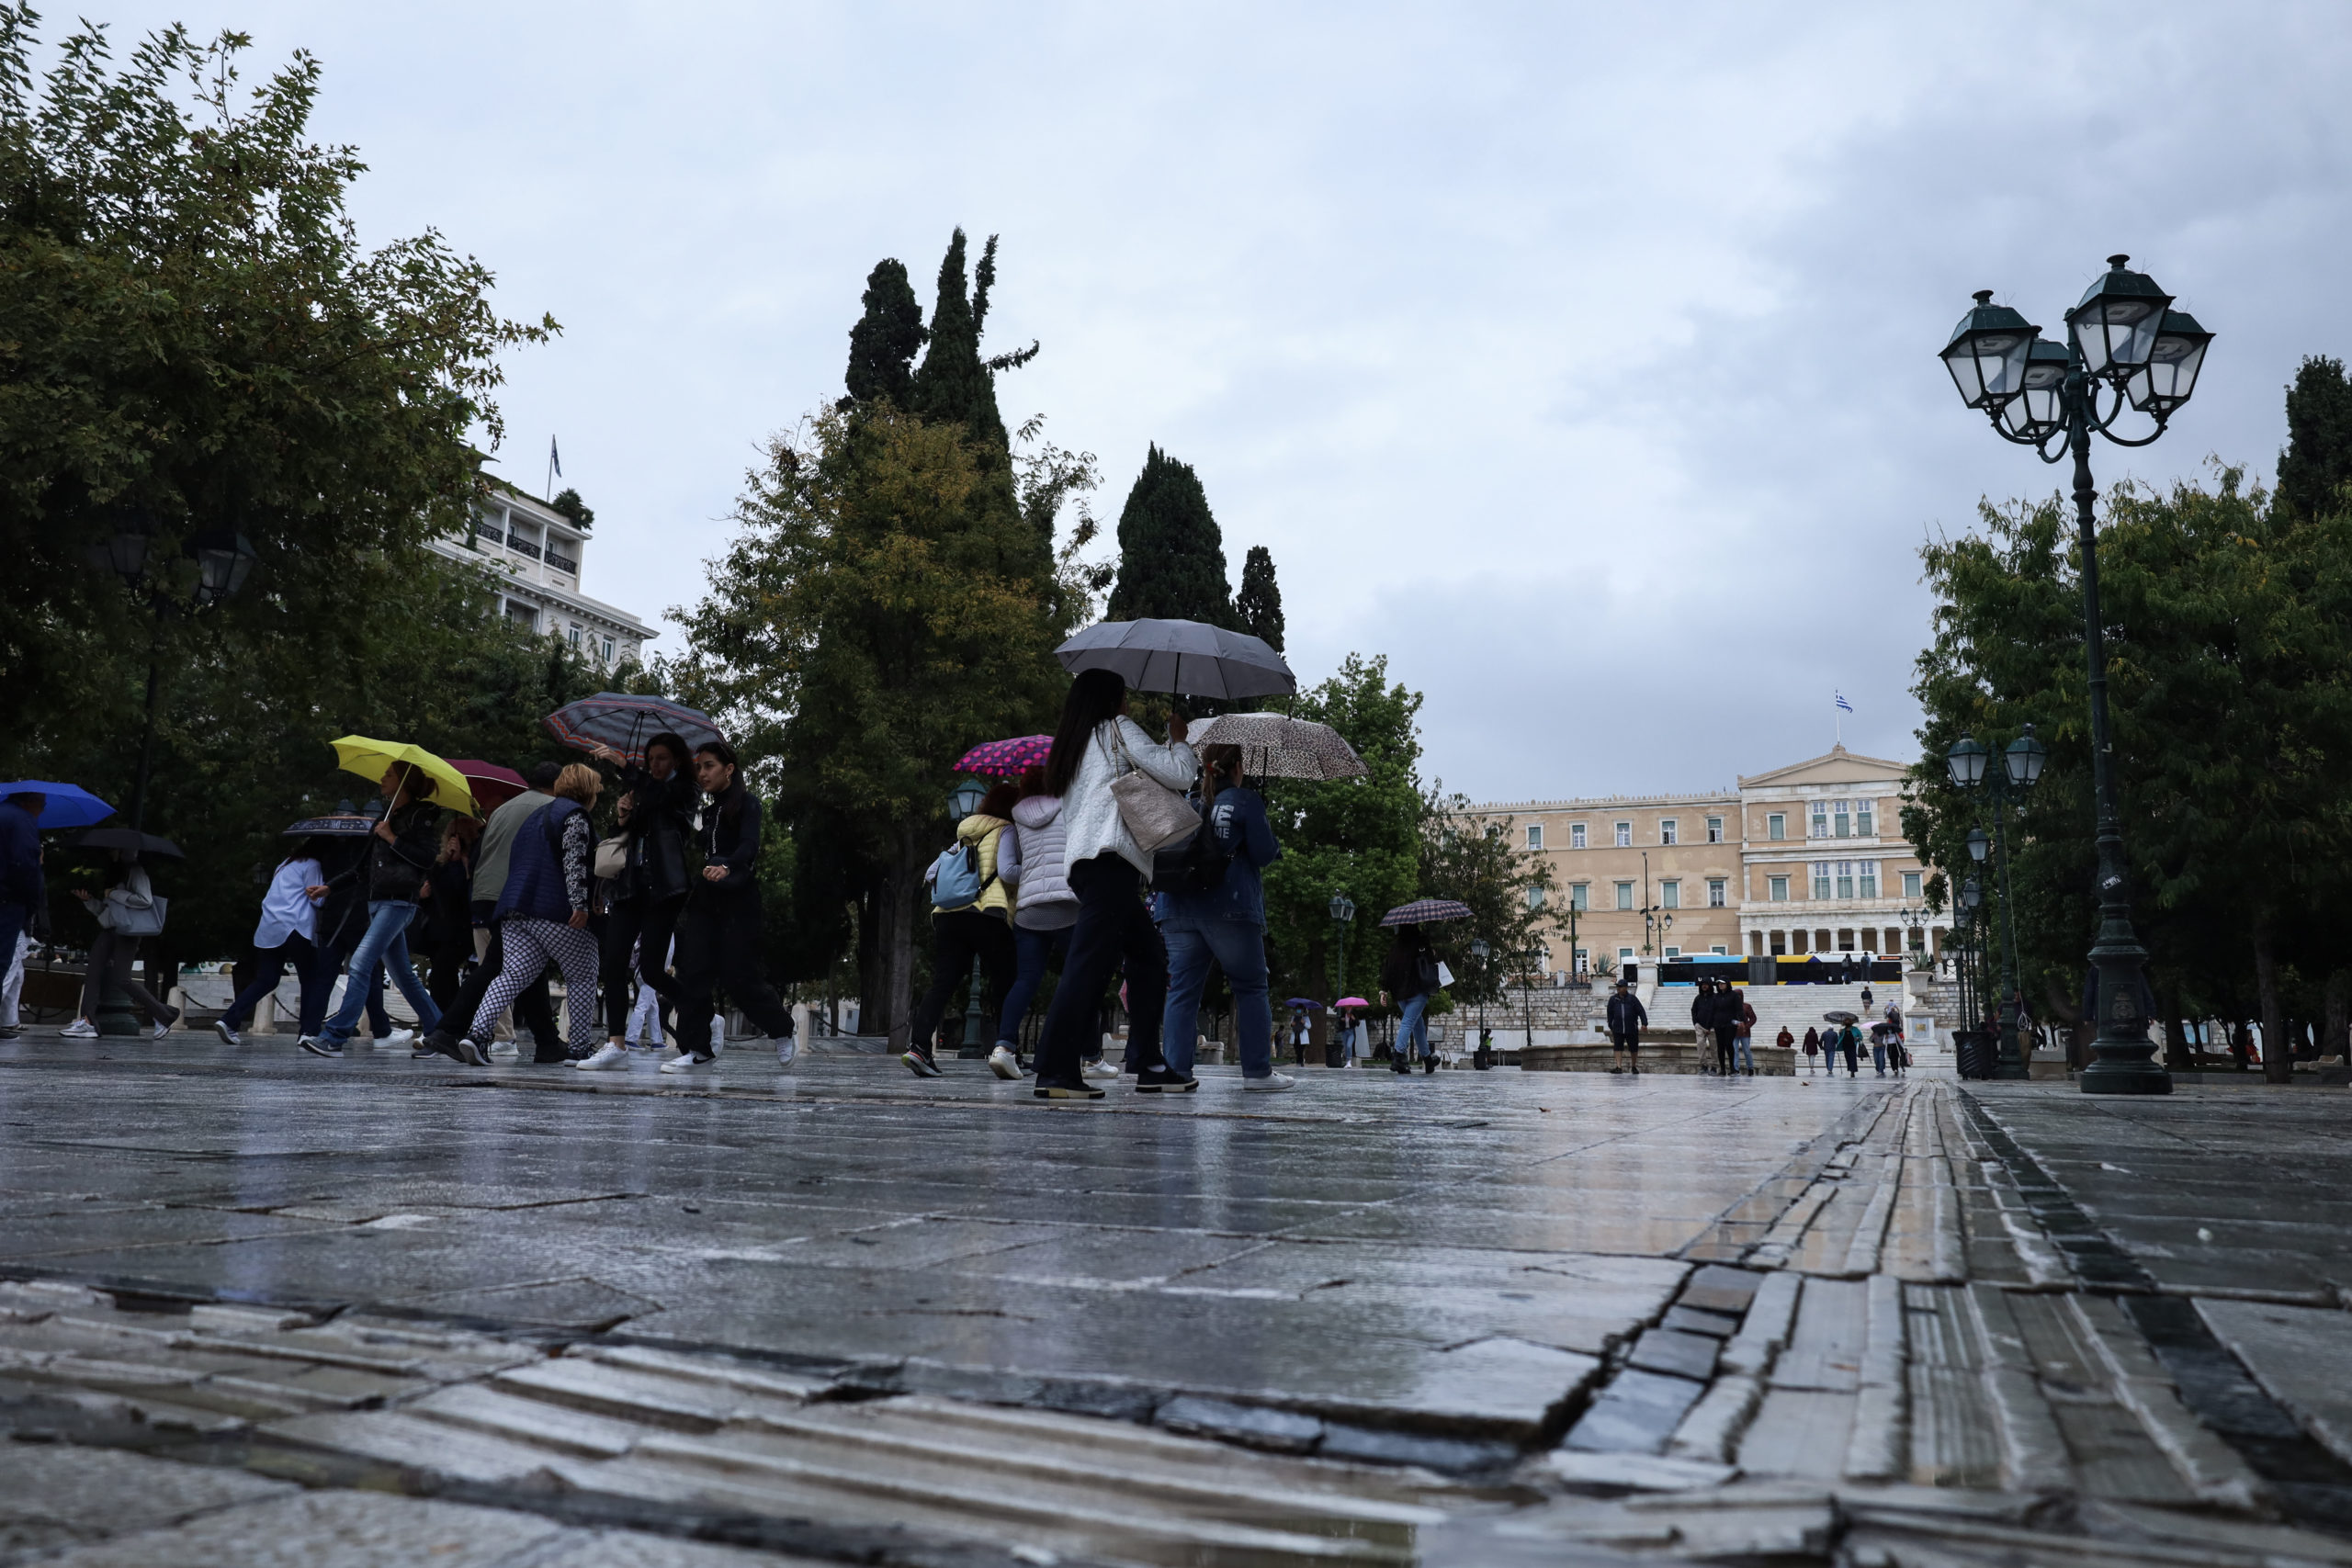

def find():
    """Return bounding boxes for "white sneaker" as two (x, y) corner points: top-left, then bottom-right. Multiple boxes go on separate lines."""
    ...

(212, 1019), (241, 1046)
(61, 1020), (98, 1039)
(573, 1043), (629, 1071)
(1080, 1058), (1118, 1079)
(485, 1039), (519, 1059)
(152, 1019), (174, 1040)
(381, 1028), (416, 1049)
(660, 1051), (717, 1075)
(1243, 1072), (1297, 1093)
(988, 1045), (1022, 1080)
(772, 1035), (797, 1068)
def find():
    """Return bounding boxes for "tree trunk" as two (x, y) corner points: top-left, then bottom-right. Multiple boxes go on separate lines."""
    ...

(880, 818), (927, 1052)
(2255, 914), (2291, 1085)
(2160, 986), (2191, 1073)
(2326, 970), (2350, 1060)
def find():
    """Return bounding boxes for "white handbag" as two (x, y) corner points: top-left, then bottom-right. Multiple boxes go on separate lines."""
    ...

(1435, 961), (1454, 988)
(1103, 725), (1199, 857)
(104, 887), (167, 937)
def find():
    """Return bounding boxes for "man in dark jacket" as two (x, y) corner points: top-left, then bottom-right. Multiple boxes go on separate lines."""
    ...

(1710, 982), (1741, 1075)
(1607, 980), (1647, 1074)
(1690, 978), (1720, 1073)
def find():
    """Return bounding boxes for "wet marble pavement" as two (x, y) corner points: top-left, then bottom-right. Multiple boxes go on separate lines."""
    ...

(0, 1032), (2347, 1565)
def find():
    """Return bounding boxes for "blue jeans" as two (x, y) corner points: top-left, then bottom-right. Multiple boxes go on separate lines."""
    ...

(318, 901), (439, 1045)
(1733, 1033), (1756, 1073)
(1159, 917), (1272, 1077)
(1396, 992), (1432, 1060)
(997, 923), (1072, 1053)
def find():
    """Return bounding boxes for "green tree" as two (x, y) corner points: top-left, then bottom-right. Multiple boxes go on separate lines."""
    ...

(0, 13), (554, 750)
(2278, 355), (2352, 522)
(670, 403), (1070, 1046)
(1236, 545), (1285, 651)
(548, 488), (594, 531)
(1419, 799), (1559, 1009)
(1105, 445), (1235, 627)
(842, 257), (926, 409)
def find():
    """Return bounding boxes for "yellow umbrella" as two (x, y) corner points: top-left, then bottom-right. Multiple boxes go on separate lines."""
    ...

(327, 736), (477, 815)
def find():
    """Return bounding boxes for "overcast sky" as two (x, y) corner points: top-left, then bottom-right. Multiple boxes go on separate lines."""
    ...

(61, 3), (2352, 800)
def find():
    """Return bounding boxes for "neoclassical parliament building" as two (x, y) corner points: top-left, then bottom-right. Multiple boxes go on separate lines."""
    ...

(1464, 746), (1952, 980)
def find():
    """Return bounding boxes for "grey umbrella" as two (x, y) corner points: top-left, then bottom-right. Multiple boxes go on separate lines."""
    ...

(1056, 619), (1295, 700)
(1186, 712), (1364, 780)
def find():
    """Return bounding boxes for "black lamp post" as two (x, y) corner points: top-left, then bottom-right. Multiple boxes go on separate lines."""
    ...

(946, 777), (990, 1057)
(1470, 937), (1492, 1069)
(1956, 876), (1984, 1062)
(1949, 727), (2044, 1079)
(1940, 257), (2208, 1097)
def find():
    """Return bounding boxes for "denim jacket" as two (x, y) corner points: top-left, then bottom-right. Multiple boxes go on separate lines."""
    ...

(1156, 785), (1280, 926)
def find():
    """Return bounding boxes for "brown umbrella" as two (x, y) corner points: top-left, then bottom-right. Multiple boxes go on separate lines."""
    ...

(1186, 713), (1365, 781)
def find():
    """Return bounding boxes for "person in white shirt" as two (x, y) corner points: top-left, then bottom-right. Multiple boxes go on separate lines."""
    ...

(0, 927), (33, 1036)
(211, 843), (328, 1045)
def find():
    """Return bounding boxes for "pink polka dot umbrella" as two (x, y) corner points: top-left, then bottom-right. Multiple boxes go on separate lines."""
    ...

(954, 735), (1053, 778)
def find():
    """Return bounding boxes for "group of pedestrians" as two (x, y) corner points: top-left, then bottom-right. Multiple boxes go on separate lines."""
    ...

(1692, 976), (1757, 1074)
(1800, 1009), (1908, 1077)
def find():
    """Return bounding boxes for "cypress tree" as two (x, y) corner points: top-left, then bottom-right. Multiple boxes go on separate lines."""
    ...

(842, 258), (926, 407)
(910, 230), (1007, 448)
(1107, 445), (1235, 626)
(1236, 545), (1284, 650)
(2278, 355), (2352, 520)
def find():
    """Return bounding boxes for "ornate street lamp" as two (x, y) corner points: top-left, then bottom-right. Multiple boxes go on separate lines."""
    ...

(1329, 890), (1355, 1002)
(946, 778), (990, 1057)
(1939, 257), (2211, 1097)
(192, 529), (259, 607)
(1949, 725), (2042, 1080)
(1470, 938), (1492, 1069)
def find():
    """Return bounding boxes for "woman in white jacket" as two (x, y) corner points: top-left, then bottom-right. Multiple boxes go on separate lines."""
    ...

(1030, 669), (1196, 1099)
(989, 768), (1113, 1081)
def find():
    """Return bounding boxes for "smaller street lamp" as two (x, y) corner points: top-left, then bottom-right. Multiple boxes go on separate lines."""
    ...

(1966, 829), (1989, 864)
(1329, 892), (1357, 1065)
(192, 529), (259, 607)
(1470, 938), (1492, 1069)
(1948, 726), (2042, 1079)
(946, 778), (990, 1057)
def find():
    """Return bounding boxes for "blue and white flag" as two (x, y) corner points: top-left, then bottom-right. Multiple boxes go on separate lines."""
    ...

(1835, 692), (1855, 715)
(549, 435), (562, 479)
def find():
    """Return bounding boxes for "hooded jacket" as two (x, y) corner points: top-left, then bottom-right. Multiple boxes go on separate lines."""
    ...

(1001, 794), (1075, 931)
(940, 813), (1012, 922)
(1606, 990), (1647, 1038)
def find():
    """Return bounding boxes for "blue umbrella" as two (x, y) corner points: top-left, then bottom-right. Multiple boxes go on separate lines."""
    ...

(0, 781), (114, 829)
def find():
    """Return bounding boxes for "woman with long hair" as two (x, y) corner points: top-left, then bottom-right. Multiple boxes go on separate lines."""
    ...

(308, 762), (444, 1056)
(1028, 668), (1196, 1099)
(582, 732), (693, 1069)
(664, 740), (797, 1074)
(62, 851), (180, 1039)
(422, 817), (481, 1017)
(1157, 742), (1287, 1089)
(447, 763), (604, 1066)
(902, 780), (1020, 1078)
(211, 839), (330, 1045)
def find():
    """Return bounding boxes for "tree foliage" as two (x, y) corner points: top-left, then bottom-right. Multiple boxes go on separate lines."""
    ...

(842, 257), (925, 409)
(2278, 355), (2352, 522)
(1236, 544), (1284, 652)
(1105, 445), (1235, 627)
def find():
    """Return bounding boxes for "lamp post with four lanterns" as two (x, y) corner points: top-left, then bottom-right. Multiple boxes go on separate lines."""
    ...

(1939, 256), (2211, 1096)
(1946, 728), (2047, 1079)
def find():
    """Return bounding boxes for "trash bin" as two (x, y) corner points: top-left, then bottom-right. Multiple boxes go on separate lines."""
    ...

(1954, 1027), (1993, 1079)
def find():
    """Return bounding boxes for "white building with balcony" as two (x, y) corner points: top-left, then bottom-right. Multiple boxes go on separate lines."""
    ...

(426, 484), (656, 669)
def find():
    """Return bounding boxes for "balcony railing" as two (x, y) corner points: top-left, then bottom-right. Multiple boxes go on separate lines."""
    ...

(506, 536), (542, 561)
(546, 552), (577, 575)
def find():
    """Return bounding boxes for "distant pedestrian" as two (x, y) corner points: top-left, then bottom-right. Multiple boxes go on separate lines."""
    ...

(1802, 1024), (1820, 1072)
(1026, 669), (1197, 1100)
(64, 852), (180, 1039)
(1607, 979), (1647, 1073)
(0, 790), (45, 1040)
(307, 763), (444, 1057)
(1730, 987), (1757, 1075)
(902, 781), (1018, 1079)
(1380, 919), (1439, 1077)
(665, 741), (797, 1074)
(1690, 979), (1719, 1073)
(1158, 743), (1289, 1090)
(1290, 1009), (1312, 1065)
(211, 840), (329, 1045)
(1839, 1021), (1861, 1076)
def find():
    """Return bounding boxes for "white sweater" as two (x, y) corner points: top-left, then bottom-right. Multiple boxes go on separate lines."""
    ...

(1059, 717), (1198, 879)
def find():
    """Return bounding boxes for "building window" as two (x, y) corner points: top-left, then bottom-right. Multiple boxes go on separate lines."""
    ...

(1614, 881), (1634, 910)
(1811, 802), (1828, 839)
(602, 636), (616, 663)
(503, 599), (537, 628)
(1569, 883), (1589, 911)
(1707, 878), (1726, 908)
(1570, 822), (1587, 849)
(1859, 863), (1879, 899)
(1527, 886), (1545, 910)
(1770, 931), (1787, 954)
(1614, 821), (1631, 848)
(1618, 946), (1635, 964)
(1770, 874), (1790, 902)
(1812, 863), (1832, 900)
(1706, 816), (1724, 843)
(1711, 945), (1727, 955)
(567, 626), (582, 649)
(1858, 800), (1875, 836)
(1660, 818), (1678, 846)
(1833, 800), (1851, 839)
(1664, 945), (1681, 960)
(1767, 812), (1785, 841)
(1902, 870), (1922, 900)
(1527, 824), (1543, 851)
(1836, 861), (1855, 899)
(1573, 947), (1589, 973)
(1661, 880), (1680, 909)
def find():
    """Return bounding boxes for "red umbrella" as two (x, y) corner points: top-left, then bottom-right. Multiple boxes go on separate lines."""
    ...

(447, 760), (527, 812)
(954, 735), (1053, 778)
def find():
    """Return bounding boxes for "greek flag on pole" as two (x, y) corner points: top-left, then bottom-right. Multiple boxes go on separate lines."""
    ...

(549, 435), (562, 478)
(1835, 692), (1854, 714)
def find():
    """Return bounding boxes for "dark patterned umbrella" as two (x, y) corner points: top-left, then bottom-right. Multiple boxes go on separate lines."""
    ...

(954, 735), (1052, 778)
(1380, 898), (1474, 928)
(284, 813), (377, 838)
(1187, 713), (1364, 781)
(1056, 618), (1295, 699)
(544, 694), (723, 764)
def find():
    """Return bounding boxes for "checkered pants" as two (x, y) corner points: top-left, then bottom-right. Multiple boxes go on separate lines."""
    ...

(469, 919), (599, 1055)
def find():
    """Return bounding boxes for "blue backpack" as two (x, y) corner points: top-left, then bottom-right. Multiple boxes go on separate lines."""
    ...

(930, 840), (985, 912)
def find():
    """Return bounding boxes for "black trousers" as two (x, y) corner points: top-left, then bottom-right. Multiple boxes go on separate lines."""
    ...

(444, 919), (558, 1055)
(908, 909), (1015, 1055)
(1035, 856), (1168, 1082)
(674, 892), (793, 1047)
(603, 894), (684, 1036)
(425, 936), (472, 1015)
(1713, 1026), (1737, 1072)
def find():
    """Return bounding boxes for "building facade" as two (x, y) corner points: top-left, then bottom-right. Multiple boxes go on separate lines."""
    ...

(1465, 745), (1950, 979)
(424, 485), (656, 668)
